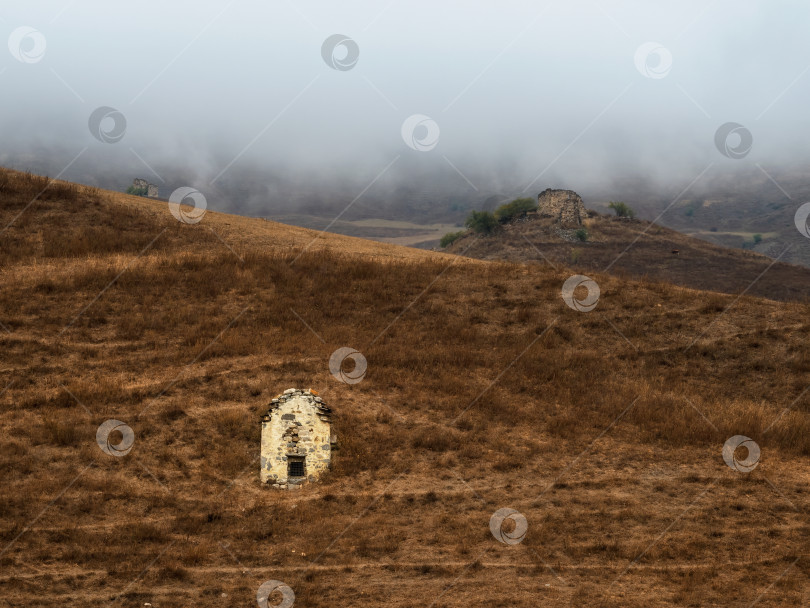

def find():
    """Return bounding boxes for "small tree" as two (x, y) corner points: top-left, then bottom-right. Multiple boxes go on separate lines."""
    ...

(608, 201), (635, 218)
(753, 233), (762, 244)
(575, 228), (589, 242)
(440, 230), (466, 248)
(494, 197), (537, 223)
(126, 185), (149, 197)
(465, 210), (499, 235)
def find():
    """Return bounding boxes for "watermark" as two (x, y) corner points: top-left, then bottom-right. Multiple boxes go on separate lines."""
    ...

(489, 508), (528, 545)
(794, 203), (810, 238)
(633, 42), (672, 79)
(714, 122), (753, 159)
(168, 187), (207, 224)
(329, 347), (367, 384)
(561, 274), (600, 312)
(96, 419), (135, 457)
(88, 106), (127, 144)
(401, 114), (440, 152)
(722, 435), (760, 473)
(321, 34), (359, 71)
(8, 26), (46, 64)
(257, 580), (295, 608)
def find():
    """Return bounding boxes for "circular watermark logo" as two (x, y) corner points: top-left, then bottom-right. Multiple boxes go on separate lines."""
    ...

(321, 34), (359, 71)
(96, 419), (135, 457)
(722, 435), (760, 473)
(168, 187), (207, 224)
(489, 508), (528, 545)
(633, 42), (672, 79)
(794, 203), (810, 238)
(8, 26), (46, 64)
(88, 106), (127, 144)
(401, 114), (440, 152)
(329, 347), (367, 384)
(561, 274), (600, 312)
(714, 122), (753, 159)
(257, 580), (295, 608)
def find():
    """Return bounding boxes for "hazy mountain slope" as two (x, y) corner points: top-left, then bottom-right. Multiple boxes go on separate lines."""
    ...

(610, 169), (810, 269)
(1, 168), (809, 607)
(445, 213), (810, 302)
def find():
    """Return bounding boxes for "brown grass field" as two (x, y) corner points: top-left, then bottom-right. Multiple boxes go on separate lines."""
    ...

(1, 168), (809, 606)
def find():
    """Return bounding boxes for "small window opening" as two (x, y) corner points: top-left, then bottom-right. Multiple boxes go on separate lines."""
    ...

(288, 457), (305, 478)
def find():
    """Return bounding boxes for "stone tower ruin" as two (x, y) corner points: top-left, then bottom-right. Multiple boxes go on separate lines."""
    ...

(537, 188), (587, 226)
(260, 388), (333, 489)
(132, 178), (159, 199)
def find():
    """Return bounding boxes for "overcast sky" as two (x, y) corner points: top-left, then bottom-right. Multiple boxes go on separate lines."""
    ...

(2, 0), (809, 211)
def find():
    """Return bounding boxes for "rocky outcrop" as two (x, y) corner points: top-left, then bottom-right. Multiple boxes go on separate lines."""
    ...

(537, 188), (586, 226)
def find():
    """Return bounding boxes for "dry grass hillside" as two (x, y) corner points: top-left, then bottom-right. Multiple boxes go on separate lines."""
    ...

(1, 168), (810, 607)
(445, 213), (810, 302)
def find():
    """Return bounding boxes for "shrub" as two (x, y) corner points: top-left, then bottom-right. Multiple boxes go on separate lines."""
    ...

(494, 197), (537, 223)
(440, 230), (466, 248)
(126, 185), (149, 197)
(742, 234), (763, 249)
(608, 201), (635, 218)
(575, 228), (589, 242)
(465, 210), (498, 235)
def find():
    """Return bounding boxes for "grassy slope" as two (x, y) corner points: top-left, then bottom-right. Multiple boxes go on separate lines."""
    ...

(445, 213), (810, 302)
(1, 169), (809, 607)
(266, 214), (459, 248)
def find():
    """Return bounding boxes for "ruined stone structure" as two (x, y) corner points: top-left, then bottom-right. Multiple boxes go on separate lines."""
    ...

(537, 188), (587, 226)
(132, 178), (159, 199)
(260, 388), (333, 489)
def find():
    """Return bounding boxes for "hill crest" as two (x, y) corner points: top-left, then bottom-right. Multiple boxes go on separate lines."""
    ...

(445, 208), (810, 302)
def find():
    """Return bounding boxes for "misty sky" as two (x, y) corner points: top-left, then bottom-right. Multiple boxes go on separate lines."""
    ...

(2, 1), (810, 213)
